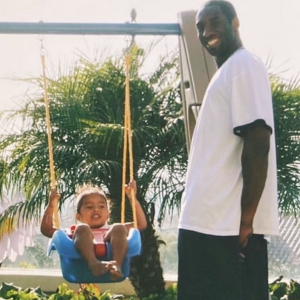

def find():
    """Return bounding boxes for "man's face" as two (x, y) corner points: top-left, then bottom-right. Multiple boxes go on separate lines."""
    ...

(196, 6), (237, 58)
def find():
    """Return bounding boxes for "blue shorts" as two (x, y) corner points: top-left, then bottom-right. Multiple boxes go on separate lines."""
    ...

(177, 229), (269, 300)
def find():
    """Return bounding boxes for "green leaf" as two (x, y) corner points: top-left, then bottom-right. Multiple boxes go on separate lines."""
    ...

(0, 282), (21, 299)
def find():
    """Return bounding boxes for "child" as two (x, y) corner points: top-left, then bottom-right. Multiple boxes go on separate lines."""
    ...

(41, 180), (147, 280)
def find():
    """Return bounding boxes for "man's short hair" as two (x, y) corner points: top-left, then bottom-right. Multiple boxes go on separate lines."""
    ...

(203, 0), (237, 22)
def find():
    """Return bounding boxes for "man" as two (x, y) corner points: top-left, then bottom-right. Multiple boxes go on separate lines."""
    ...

(178, 1), (279, 300)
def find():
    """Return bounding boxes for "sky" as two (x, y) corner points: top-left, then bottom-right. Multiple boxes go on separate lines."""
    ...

(0, 0), (299, 111)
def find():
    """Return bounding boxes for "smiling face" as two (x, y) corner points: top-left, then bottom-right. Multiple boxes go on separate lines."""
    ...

(196, 4), (241, 66)
(76, 193), (110, 228)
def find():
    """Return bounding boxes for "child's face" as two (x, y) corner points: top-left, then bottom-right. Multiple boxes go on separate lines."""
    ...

(76, 193), (110, 228)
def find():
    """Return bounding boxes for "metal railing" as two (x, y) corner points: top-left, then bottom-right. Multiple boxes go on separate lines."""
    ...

(0, 22), (181, 36)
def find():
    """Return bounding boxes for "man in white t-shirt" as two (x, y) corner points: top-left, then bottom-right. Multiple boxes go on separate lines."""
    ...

(177, 1), (279, 300)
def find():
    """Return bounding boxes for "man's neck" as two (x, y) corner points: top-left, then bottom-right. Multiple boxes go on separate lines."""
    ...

(216, 41), (243, 68)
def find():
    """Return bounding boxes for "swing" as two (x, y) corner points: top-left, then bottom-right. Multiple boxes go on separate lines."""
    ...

(40, 37), (142, 283)
(47, 227), (141, 283)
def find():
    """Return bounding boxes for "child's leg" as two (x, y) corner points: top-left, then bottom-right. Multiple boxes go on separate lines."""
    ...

(73, 224), (115, 277)
(104, 223), (128, 280)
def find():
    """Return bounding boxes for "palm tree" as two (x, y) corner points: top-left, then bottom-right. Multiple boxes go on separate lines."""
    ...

(272, 76), (300, 215)
(0, 45), (186, 298)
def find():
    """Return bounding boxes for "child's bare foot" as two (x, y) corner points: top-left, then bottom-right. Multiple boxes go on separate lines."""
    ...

(89, 260), (115, 277)
(109, 265), (123, 281)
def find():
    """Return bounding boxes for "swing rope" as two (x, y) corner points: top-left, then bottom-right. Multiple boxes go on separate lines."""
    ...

(121, 53), (138, 228)
(40, 39), (60, 229)
(40, 37), (137, 230)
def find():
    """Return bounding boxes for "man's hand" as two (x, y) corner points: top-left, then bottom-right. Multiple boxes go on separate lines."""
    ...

(239, 222), (253, 248)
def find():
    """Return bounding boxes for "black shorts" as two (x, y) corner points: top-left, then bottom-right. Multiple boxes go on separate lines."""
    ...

(177, 229), (269, 300)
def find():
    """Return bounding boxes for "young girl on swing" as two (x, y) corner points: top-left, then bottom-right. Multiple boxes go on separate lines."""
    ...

(41, 180), (147, 280)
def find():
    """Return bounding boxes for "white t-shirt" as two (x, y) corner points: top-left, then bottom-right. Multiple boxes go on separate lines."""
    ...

(179, 48), (279, 236)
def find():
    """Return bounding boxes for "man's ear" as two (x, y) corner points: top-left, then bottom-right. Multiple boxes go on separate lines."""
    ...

(232, 17), (240, 29)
